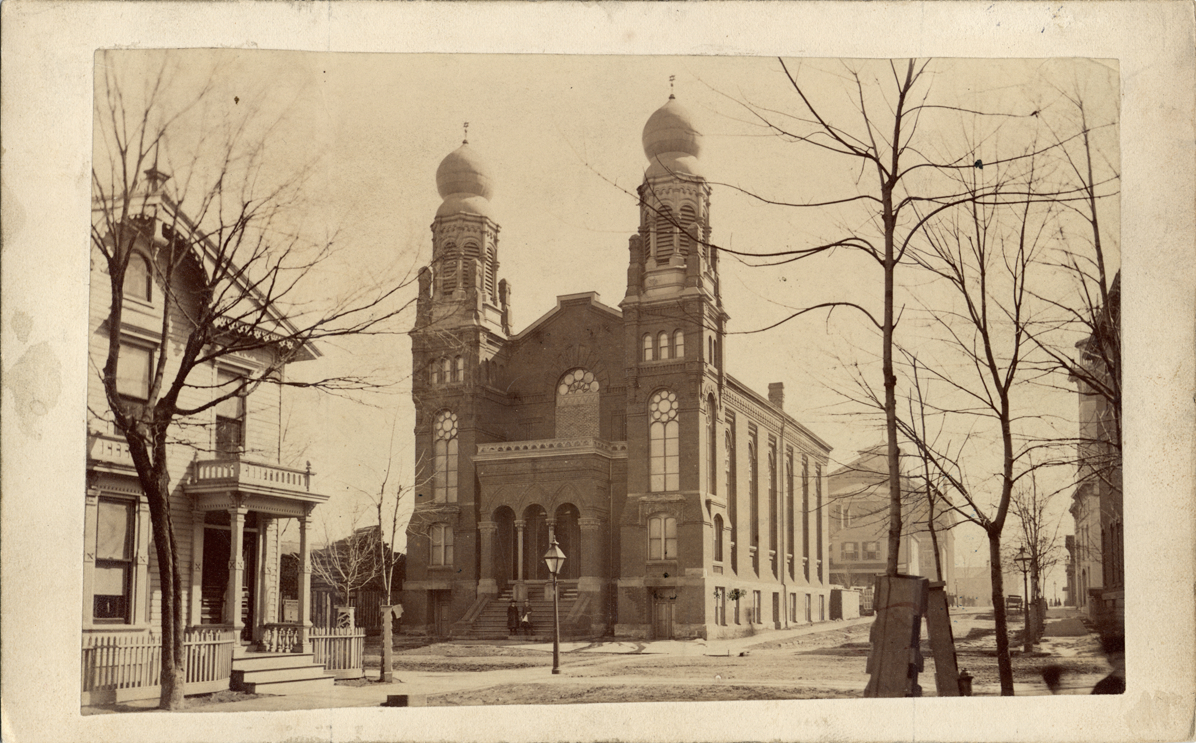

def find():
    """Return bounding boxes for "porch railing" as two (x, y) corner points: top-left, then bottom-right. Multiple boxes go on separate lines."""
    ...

(81, 628), (235, 704)
(191, 457), (312, 493)
(310, 626), (365, 679)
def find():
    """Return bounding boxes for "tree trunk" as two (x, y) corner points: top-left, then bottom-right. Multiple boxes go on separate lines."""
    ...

(987, 532), (1014, 695)
(882, 188), (902, 577)
(142, 450), (187, 710)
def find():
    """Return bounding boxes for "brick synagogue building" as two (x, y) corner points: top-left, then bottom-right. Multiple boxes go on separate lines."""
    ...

(402, 94), (834, 640)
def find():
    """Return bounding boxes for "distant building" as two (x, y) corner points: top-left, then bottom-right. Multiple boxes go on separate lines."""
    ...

(827, 446), (956, 596)
(1069, 273), (1122, 632)
(401, 95), (835, 640)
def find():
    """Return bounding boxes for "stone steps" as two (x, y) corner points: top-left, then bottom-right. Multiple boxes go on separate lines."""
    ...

(231, 652), (335, 696)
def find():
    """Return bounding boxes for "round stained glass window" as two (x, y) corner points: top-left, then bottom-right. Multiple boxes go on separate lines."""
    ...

(650, 390), (678, 423)
(435, 410), (458, 440)
(559, 368), (600, 396)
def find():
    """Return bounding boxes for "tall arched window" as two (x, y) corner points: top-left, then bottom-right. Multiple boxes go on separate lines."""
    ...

(430, 523), (454, 566)
(441, 358), (451, 385)
(707, 394), (717, 496)
(430, 360), (442, 386)
(707, 336), (714, 364)
(713, 513), (724, 563)
(433, 411), (458, 503)
(649, 390), (679, 492)
(453, 356), (463, 383)
(768, 442), (778, 560)
(748, 438), (758, 547)
(556, 368), (600, 438)
(123, 253), (152, 302)
(648, 514), (677, 560)
(441, 242), (458, 293)
(673, 330), (685, 359)
(658, 331), (670, 360)
(655, 206), (675, 262)
(679, 204), (698, 255)
(642, 334), (654, 362)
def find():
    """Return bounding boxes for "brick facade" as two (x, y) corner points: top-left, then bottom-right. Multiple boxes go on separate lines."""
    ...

(403, 98), (833, 640)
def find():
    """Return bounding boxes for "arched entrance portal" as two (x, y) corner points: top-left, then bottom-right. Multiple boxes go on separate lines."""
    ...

(493, 506), (516, 592)
(554, 503), (581, 580)
(522, 505), (550, 581)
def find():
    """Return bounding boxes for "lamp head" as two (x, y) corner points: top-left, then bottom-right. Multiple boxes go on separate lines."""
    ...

(543, 539), (566, 576)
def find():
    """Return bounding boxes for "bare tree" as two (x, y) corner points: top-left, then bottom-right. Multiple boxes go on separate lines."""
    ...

(311, 509), (383, 609)
(90, 51), (414, 709)
(868, 151), (1068, 694)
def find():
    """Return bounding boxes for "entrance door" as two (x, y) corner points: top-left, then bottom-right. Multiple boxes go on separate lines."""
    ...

(652, 591), (675, 640)
(432, 591), (452, 636)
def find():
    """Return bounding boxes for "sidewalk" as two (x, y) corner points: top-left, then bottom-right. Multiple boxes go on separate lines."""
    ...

(82, 615), (878, 714)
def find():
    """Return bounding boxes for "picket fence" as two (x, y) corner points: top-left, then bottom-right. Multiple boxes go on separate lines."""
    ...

(310, 626), (366, 679)
(81, 629), (235, 705)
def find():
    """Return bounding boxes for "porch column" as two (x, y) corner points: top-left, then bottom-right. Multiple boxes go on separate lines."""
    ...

(254, 515), (273, 643)
(515, 520), (525, 582)
(297, 508), (313, 653)
(225, 504), (248, 637)
(82, 488), (100, 626)
(478, 520), (498, 595)
(134, 499), (151, 625)
(189, 506), (205, 627)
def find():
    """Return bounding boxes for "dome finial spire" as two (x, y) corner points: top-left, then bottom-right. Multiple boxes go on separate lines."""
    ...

(463, 121), (469, 145)
(668, 75), (675, 100)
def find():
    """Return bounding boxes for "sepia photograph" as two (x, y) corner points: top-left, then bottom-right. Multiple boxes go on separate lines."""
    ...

(2, 3), (1194, 742)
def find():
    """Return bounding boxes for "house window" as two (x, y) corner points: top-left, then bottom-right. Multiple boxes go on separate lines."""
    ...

(215, 370), (245, 458)
(430, 523), (454, 566)
(707, 336), (714, 364)
(433, 410), (458, 502)
(117, 343), (153, 401)
(658, 331), (670, 360)
(864, 541), (880, 560)
(673, 330), (685, 359)
(94, 498), (134, 622)
(805, 593), (812, 623)
(842, 542), (859, 560)
(648, 514), (677, 560)
(430, 359), (442, 386)
(123, 253), (152, 303)
(713, 514), (724, 562)
(789, 593), (797, 623)
(441, 358), (451, 384)
(819, 594), (826, 621)
(452, 356), (463, 383)
(714, 587), (726, 626)
(642, 334), (654, 362)
(648, 390), (679, 492)
(752, 590), (762, 624)
(772, 592), (780, 624)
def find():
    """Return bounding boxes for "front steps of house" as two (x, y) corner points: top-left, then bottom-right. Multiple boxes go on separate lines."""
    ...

(469, 586), (579, 639)
(231, 651), (335, 695)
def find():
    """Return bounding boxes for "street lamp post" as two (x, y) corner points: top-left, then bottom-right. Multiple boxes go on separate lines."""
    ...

(1015, 546), (1031, 653)
(543, 539), (566, 675)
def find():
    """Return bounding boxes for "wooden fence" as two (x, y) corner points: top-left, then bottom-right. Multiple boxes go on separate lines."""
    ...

(311, 589), (390, 631)
(310, 626), (365, 679)
(81, 629), (235, 705)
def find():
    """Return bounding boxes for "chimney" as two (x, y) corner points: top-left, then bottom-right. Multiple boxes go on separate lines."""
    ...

(768, 382), (785, 409)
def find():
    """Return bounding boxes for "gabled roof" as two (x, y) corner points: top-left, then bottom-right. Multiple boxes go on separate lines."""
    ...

(93, 186), (319, 363)
(508, 291), (623, 344)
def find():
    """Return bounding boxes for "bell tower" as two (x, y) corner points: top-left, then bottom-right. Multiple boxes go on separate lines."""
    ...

(407, 131), (511, 633)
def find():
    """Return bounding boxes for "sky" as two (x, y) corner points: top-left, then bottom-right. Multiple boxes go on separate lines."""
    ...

(97, 51), (1119, 585)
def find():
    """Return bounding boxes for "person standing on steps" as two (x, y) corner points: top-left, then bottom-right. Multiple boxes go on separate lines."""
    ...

(520, 601), (534, 636)
(507, 600), (519, 636)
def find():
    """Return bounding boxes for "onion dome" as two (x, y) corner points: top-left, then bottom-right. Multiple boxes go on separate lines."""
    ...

(642, 95), (703, 179)
(435, 141), (495, 218)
